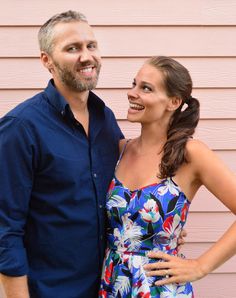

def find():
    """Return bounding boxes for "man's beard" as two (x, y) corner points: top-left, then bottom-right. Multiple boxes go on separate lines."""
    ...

(53, 61), (101, 92)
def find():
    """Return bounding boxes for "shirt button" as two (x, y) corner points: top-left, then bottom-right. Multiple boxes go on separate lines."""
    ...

(61, 110), (65, 116)
(99, 204), (103, 209)
(93, 173), (97, 178)
(100, 235), (103, 240)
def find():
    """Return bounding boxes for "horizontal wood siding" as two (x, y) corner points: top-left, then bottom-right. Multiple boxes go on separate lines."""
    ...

(118, 119), (236, 149)
(1, 0), (236, 25)
(0, 58), (236, 88)
(1, 26), (236, 57)
(0, 1), (236, 297)
(1, 88), (236, 119)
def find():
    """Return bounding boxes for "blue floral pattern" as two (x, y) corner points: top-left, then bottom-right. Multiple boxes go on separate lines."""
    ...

(99, 176), (194, 297)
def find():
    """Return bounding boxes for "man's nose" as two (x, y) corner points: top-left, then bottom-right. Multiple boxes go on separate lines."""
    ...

(79, 48), (92, 62)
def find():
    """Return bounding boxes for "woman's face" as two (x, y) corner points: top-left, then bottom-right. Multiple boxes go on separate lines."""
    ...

(127, 63), (175, 126)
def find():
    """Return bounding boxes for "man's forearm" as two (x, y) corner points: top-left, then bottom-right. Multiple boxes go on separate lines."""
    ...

(0, 274), (30, 298)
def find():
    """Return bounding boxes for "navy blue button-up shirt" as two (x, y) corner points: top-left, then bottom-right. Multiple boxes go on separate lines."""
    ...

(0, 80), (123, 298)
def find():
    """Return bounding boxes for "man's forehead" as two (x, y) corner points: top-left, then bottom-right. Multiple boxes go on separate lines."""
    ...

(52, 21), (97, 44)
(54, 21), (94, 35)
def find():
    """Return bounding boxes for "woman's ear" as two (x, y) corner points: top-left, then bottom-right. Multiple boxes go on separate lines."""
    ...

(167, 97), (183, 112)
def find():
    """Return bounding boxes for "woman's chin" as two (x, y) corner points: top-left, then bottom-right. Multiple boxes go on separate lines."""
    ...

(127, 114), (140, 123)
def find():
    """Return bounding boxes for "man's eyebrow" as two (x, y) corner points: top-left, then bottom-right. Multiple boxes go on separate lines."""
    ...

(65, 40), (97, 46)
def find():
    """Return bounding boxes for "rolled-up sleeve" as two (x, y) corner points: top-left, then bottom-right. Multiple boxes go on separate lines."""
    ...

(0, 116), (34, 276)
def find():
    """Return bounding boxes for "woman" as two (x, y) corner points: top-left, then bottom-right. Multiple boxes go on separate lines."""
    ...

(99, 56), (236, 297)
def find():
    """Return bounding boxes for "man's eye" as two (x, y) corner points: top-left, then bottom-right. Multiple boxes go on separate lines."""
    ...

(88, 43), (97, 50)
(132, 82), (136, 88)
(68, 46), (78, 52)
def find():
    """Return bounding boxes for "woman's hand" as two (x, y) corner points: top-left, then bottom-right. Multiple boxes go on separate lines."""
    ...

(177, 229), (187, 251)
(143, 251), (206, 286)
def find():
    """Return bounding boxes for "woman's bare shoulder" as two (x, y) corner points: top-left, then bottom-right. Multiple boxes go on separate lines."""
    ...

(119, 138), (129, 154)
(186, 138), (211, 159)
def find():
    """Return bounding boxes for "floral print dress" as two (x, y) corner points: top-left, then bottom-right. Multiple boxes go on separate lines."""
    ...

(99, 146), (194, 298)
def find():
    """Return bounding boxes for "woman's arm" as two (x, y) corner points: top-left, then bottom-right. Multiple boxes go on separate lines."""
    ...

(144, 220), (236, 285)
(144, 140), (236, 285)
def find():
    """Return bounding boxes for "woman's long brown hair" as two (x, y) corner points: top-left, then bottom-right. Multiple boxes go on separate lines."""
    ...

(147, 56), (200, 178)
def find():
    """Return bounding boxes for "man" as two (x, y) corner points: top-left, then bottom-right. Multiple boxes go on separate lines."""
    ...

(0, 11), (123, 298)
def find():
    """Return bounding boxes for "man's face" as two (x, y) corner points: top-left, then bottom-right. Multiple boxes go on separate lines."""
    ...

(47, 21), (101, 92)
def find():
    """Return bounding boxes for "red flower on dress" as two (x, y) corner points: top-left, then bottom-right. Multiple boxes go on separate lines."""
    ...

(181, 202), (189, 222)
(107, 179), (115, 194)
(138, 292), (151, 298)
(98, 289), (108, 298)
(104, 260), (114, 284)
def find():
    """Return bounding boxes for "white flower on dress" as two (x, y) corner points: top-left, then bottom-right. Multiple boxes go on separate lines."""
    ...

(158, 178), (179, 197)
(139, 198), (160, 223)
(112, 275), (131, 297)
(132, 255), (156, 294)
(155, 214), (182, 249)
(160, 283), (192, 298)
(107, 194), (127, 209)
(114, 213), (143, 251)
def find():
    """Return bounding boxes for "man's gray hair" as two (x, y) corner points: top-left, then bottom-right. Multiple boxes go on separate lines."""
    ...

(38, 10), (87, 54)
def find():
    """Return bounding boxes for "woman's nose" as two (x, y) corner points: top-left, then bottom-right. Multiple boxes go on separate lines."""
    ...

(127, 88), (138, 99)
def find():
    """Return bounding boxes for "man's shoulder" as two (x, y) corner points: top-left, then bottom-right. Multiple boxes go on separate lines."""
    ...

(4, 91), (45, 120)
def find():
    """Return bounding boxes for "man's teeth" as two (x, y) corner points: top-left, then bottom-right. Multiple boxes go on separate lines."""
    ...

(129, 103), (145, 110)
(80, 67), (93, 73)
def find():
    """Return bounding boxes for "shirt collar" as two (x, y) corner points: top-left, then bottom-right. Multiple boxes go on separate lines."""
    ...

(87, 90), (105, 116)
(44, 79), (68, 116)
(44, 79), (105, 118)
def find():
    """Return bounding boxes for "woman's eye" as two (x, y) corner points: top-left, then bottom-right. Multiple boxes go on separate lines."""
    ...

(143, 86), (152, 92)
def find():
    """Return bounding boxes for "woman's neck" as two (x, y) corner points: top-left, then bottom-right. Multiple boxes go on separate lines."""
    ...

(134, 127), (167, 156)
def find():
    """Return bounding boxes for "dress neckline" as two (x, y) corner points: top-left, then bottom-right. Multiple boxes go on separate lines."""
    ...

(113, 174), (191, 204)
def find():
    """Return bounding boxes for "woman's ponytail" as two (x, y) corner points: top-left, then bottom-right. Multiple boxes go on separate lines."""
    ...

(159, 96), (200, 178)
(147, 56), (200, 178)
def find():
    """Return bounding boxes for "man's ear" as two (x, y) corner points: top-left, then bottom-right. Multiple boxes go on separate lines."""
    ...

(40, 52), (53, 73)
(167, 96), (183, 112)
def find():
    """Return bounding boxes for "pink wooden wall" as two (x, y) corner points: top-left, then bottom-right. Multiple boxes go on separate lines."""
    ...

(1, 1), (236, 297)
